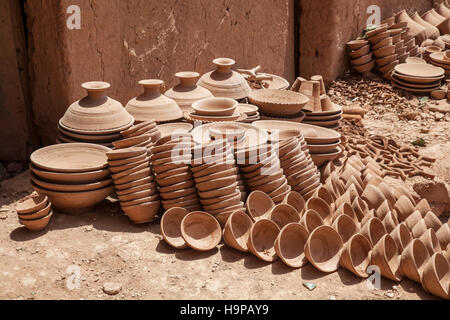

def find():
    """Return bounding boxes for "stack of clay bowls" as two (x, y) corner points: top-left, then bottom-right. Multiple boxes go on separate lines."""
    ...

(237, 104), (260, 123)
(164, 71), (213, 112)
(156, 122), (193, 138)
(347, 39), (374, 75)
(391, 63), (445, 93)
(367, 24), (399, 79)
(185, 97), (246, 123)
(125, 79), (183, 124)
(422, 8), (449, 36)
(15, 193), (53, 232)
(150, 134), (201, 213)
(106, 147), (160, 224)
(395, 9), (427, 46)
(114, 120), (161, 154)
(58, 82), (134, 147)
(30, 143), (114, 213)
(428, 50), (450, 79)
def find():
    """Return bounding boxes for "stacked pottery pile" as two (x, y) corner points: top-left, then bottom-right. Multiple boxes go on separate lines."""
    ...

(412, 11), (440, 40)
(422, 45), (443, 63)
(115, 120), (161, 153)
(150, 134), (201, 212)
(391, 63), (445, 93)
(125, 79), (183, 124)
(422, 8), (449, 36)
(58, 82), (134, 147)
(346, 39), (373, 75)
(367, 24), (399, 79)
(184, 97), (247, 123)
(15, 194), (53, 232)
(428, 50), (450, 79)
(30, 143), (114, 213)
(395, 9), (427, 46)
(237, 104), (260, 123)
(106, 147), (160, 224)
(157, 122), (193, 138)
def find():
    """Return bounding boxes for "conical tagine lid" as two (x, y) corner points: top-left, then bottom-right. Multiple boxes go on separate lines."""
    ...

(125, 79), (183, 123)
(60, 82), (134, 133)
(197, 58), (252, 100)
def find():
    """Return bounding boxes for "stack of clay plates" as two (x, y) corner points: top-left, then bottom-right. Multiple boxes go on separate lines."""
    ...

(368, 24), (399, 79)
(16, 194), (53, 232)
(237, 104), (260, 123)
(107, 147), (159, 224)
(391, 63), (445, 93)
(303, 105), (343, 129)
(347, 39), (374, 75)
(156, 122), (193, 138)
(428, 51), (450, 79)
(184, 97), (247, 123)
(116, 120), (161, 153)
(150, 134), (201, 212)
(302, 126), (343, 168)
(30, 143), (114, 213)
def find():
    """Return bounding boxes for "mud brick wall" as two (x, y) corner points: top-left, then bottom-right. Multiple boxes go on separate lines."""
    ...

(299, 0), (434, 84)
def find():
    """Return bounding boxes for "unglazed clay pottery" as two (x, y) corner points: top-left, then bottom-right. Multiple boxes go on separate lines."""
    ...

(352, 60), (375, 74)
(375, 54), (398, 67)
(106, 147), (147, 161)
(390, 222), (413, 255)
(332, 202), (359, 225)
(421, 252), (450, 299)
(370, 234), (402, 281)
(300, 209), (324, 233)
(305, 225), (343, 273)
(160, 207), (189, 249)
(395, 9), (427, 45)
(121, 201), (160, 224)
(340, 234), (372, 278)
(125, 79), (183, 123)
(248, 89), (309, 117)
(412, 220), (429, 239)
(306, 197), (332, 224)
(30, 164), (110, 185)
(180, 211), (221, 251)
(424, 211), (442, 232)
(19, 211), (53, 232)
(192, 97), (238, 117)
(31, 173), (112, 193)
(274, 223), (309, 268)
(422, 8), (446, 27)
(437, 3), (450, 19)
(282, 191), (306, 216)
(436, 223), (450, 250)
(16, 194), (48, 215)
(394, 195), (416, 222)
(412, 12), (440, 39)
(360, 217), (387, 247)
(404, 210), (423, 231)
(352, 197), (369, 222)
(419, 228), (441, 257)
(247, 219), (280, 262)
(399, 238), (430, 283)
(60, 82), (133, 134)
(361, 184), (386, 211)
(112, 134), (150, 150)
(223, 211), (253, 252)
(114, 176), (153, 191)
(270, 204), (300, 229)
(347, 40), (368, 51)
(373, 45), (396, 59)
(395, 63), (445, 78)
(371, 37), (393, 50)
(349, 44), (370, 59)
(157, 122), (193, 138)
(245, 191), (275, 221)
(332, 214), (359, 244)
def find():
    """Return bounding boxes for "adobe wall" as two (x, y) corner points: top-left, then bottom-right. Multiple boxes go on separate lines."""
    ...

(299, 0), (434, 84)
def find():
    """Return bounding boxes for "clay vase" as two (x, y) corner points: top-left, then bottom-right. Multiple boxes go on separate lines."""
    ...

(125, 79), (183, 123)
(382, 211), (399, 234)
(270, 204), (301, 229)
(352, 197), (369, 222)
(340, 234), (372, 278)
(332, 214), (359, 244)
(247, 219), (280, 262)
(305, 225), (343, 273)
(419, 228), (441, 257)
(246, 191), (275, 222)
(412, 12), (440, 39)
(306, 197), (332, 225)
(421, 252), (450, 299)
(282, 191), (306, 216)
(415, 199), (432, 217)
(423, 211), (442, 232)
(180, 211), (222, 251)
(399, 239), (430, 283)
(164, 72), (214, 112)
(370, 234), (403, 281)
(436, 223), (450, 250)
(404, 210), (423, 231)
(437, 2), (450, 19)
(394, 195), (415, 222)
(300, 209), (324, 233)
(60, 82), (134, 133)
(412, 220), (428, 239)
(360, 217), (387, 247)
(362, 184), (386, 210)
(197, 58), (252, 100)
(160, 207), (189, 249)
(395, 10), (427, 48)
(274, 223), (309, 268)
(223, 211), (253, 252)
(390, 223), (413, 255)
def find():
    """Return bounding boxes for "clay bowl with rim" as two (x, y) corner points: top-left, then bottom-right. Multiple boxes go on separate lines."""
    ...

(371, 36), (393, 50)
(160, 207), (189, 249)
(157, 122), (193, 138)
(247, 219), (280, 262)
(404, 210), (423, 231)
(361, 184), (386, 210)
(121, 124), (159, 139)
(305, 197), (332, 225)
(305, 225), (343, 273)
(209, 123), (246, 142)
(366, 24), (389, 37)
(18, 202), (52, 221)
(418, 228), (440, 256)
(421, 252), (450, 299)
(58, 125), (120, 143)
(31, 172), (113, 193)
(394, 63), (444, 78)
(159, 187), (197, 201)
(373, 45), (396, 58)
(282, 191), (305, 216)
(248, 89), (309, 117)
(31, 143), (110, 173)
(114, 176), (153, 191)
(340, 233), (372, 278)
(347, 39), (368, 51)
(349, 44), (370, 59)
(436, 223), (450, 250)
(306, 141), (341, 154)
(107, 153), (147, 167)
(112, 134), (150, 149)
(270, 204), (300, 229)
(121, 200), (160, 224)
(310, 147), (342, 168)
(117, 188), (156, 202)
(16, 194), (48, 215)
(332, 202), (359, 225)
(394, 195), (416, 222)
(158, 179), (195, 194)
(156, 171), (193, 187)
(113, 168), (152, 185)
(192, 97), (238, 117)
(379, 60), (399, 74)
(30, 164), (110, 185)
(202, 193), (242, 211)
(314, 186), (335, 208)
(223, 211), (253, 252)
(161, 193), (198, 206)
(332, 214), (359, 244)
(180, 211), (221, 251)
(390, 222), (412, 255)
(156, 166), (190, 180)
(411, 220), (428, 239)
(399, 239), (430, 283)
(120, 121), (156, 136)
(370, 234), (402, 281)
(19, 211), (53, 232)
(32, 182), (113, 213)
(360, 217), (387, 247)
(106, 147), (147, 161)
(423, 211), (442, 232)
(162, 198), (200, 210)
(274, 223), (309, 268)
(194, 167), (238, 184)
(382, 211), (399, 234)
(195, 176), (238, 192)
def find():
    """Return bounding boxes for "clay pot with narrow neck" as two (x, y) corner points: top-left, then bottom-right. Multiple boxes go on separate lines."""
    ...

(164, 72), (214, 112)
(197, 58), (252, 100)
(60, 81), (134, 133)
(125, 79), (183, 123)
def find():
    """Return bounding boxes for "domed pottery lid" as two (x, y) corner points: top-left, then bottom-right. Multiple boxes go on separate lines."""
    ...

(164, 72), (214, 111)
(197, 58), (252, 100)
(60, 82), (134, 133)
(125, 79), (183, 123)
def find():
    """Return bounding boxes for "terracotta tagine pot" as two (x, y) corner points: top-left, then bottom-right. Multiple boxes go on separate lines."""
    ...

(340, 234), (372, 278)
(305, 225), (343, 273)
(197, 58), (252, 100)
(60, 82), (134, 133)
(274, 223), (309, 268)
(164, 72), (213, 112)
(399, 239), (430, 283)
(125, 79), (183, 123)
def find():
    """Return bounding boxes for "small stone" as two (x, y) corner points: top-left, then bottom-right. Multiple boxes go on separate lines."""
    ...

(385, 292), (395, 298)
(435, 112), (444, 121)
(102, 282), (122, 296)
(392, 285), (398, 291)
(84, 226), (93, 232)
(0, 214), (7, 220)
(420, 127), (430, 134)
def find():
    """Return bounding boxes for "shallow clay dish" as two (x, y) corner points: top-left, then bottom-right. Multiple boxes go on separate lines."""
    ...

(19, 211), (53, 232)
(157, 122), (193, 137)
(248, 89), (309, 117)
(31, 173), (112, 193)
(245, 191), (275, 221)
(106, 147), (147, 161)
(394, 63), (444, 77)
(421, 252), (450, 299)
(340, 234), (372, 278)
(30, 164), (110, 185)
(192, 97), (238, 117)
(391, 71), (444, 84)
(181, 211), (222, 251)
(160, 207), (189, 249)
(247, 219), (280, 262)
(274, 223), (309, 268)
(223, 211), (253, 252)
(347, 39), (368, 51)
(31, 143), (110, 173)
(270, 204), (300, 229)
(16, 194), (48, 215)
(305, 225), (343, 273)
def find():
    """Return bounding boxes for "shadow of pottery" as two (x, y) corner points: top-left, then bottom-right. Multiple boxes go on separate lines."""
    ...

(243, 254), (272, 270)
(300, 263), (329, 281)
(336, 269), (364, 286)
(155, 239), (178, 255)
(399, 279), (437, 300)
(271, 260), (295, 275)
(10, 225), (50, 242)
(175, 247), (218, 261)
(219, 245), (247, 263)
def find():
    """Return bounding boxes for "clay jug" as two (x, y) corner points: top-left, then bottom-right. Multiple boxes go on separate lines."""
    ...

(412, 12), (440, 39)
(125, 80), (183, 123)
(164, 72), (213, 112)
(395, 10), (427, 45)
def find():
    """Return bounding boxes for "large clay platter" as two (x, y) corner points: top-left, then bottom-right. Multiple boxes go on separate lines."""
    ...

(303, 117), (342, 127)
(391, 71), (444, 84)
(391, 76), (442, 89)
(58, 125), (120, 142)
(429, 52), (450, 65)
(31, 143), (111, 173)
(59, 118), (134, 135)
(56, 133), (114, 148)
(394, 63), (444, 78)
(188, 111), (241, 122)
(391, 82), (441, 93)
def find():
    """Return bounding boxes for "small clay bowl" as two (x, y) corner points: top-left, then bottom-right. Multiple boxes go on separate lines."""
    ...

(121, 121), (156, 136)
(194, 168), (238, 184)
(305, 225), (343, 273)
(394, 195), (415, 222)
(423, 211), (442, 232)
(361, 216), (387, 246)
(16, 194), (48, 215)
(245, 191), (275, 222)
(113, 168), (152, 185)
(390, 222), (413, 254)
(200, 190), (240, 206)
(19, 211), (53, 232)
(436, 223), (450, 251)
(415, 199), (432, 216)
(332, 202), (359, 225)
(270, 204), (300, 229)
(223, 211), (253, 252)
(116, 183), (156, 197)
(195, 176), (238, 192)
(411, 220), (428, 239)
(120, 194), (159, 208)
(362, 184), (386, 210)
(181, 211), (222, 251)
(156, 172), (194, 187)
(404, 210), (423, 231)
(159, 187), (197, 201)
(109, 157), (149, 173)
(160, 207), (189, 249)
(347, 39), (368, 51)
(117, 189), (156, 202)
(332, 214), (359, 244)
(112, 134), (150, 149)
(421, 252), (450, 299)
(382, 211), (399, 234)
(352, 197), (369, 222)
(114, 176), (153, 191)
(340, 234), (372, 278)
(198, 182), (238, 199)
(274, 223), (309, 268)
(18, 202), (52, 220)
(209, 123), (246, 141)
(306, 197), (332, 224)
(282, 191), (306, 216)
(370, 234), (402, 281)
(399, 239), (430, 283)
(111, 162), (149, 181)
(122, 201), (160, 224)
(247, 219), (280, 262)
(192, 97), (238, 117)
(202, 193), (242, 211)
